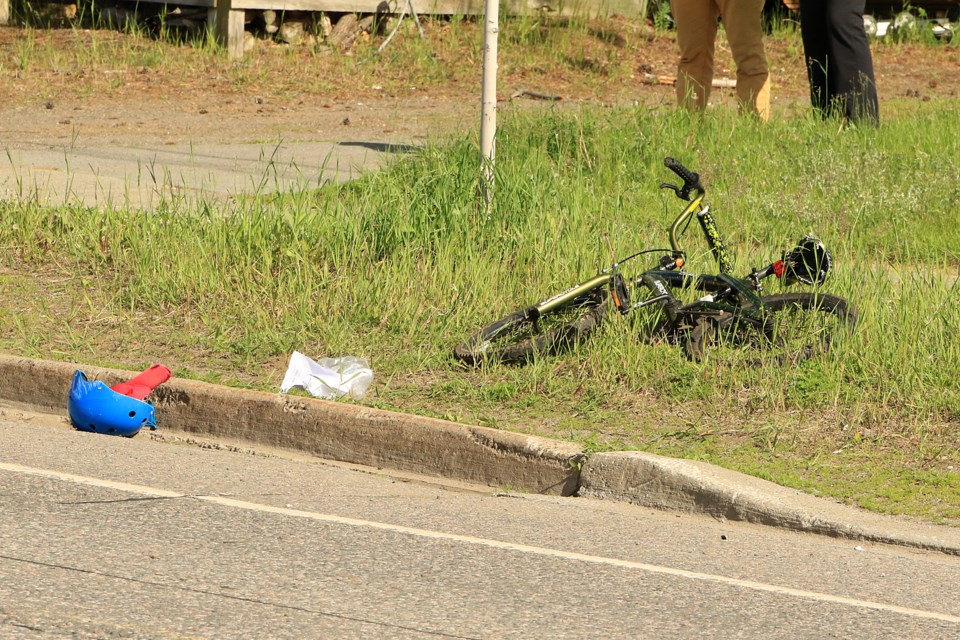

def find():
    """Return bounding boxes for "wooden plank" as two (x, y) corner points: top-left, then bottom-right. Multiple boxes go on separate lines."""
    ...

(136, 0), (215, 7)
(213, 0), (246, 58)
(0, 0), (10, 25)
(155, 0), (215, 7)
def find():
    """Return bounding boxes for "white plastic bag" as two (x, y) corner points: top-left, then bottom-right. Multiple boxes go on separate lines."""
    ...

(279, 352), (373, 400)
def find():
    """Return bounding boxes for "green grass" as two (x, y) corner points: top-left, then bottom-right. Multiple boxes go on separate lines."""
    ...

(1, 17), (959, 522)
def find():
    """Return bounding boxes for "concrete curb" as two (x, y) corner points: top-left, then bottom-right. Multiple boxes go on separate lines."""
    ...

(0, 355), (583, 496)
(3, 354), (959, 555)
(578, 452), (960, 555)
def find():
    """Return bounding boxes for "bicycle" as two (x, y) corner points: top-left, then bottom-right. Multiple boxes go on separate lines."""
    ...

(453, 157), (858, 366)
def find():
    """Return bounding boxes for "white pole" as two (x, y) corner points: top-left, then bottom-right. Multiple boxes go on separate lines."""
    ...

(479, 0), (499, 206)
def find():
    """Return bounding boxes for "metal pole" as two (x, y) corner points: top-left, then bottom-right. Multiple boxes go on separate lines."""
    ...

(479, 0), (499, 207)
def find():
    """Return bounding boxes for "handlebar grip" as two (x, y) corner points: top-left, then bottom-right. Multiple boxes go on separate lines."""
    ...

(664, 157), (702, 191)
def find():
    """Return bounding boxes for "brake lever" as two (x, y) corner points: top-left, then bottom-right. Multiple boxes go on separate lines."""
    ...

(659, 182), (691, 201)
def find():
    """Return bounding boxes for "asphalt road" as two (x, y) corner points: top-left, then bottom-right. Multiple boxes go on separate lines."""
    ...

(2, 407), (960, 639)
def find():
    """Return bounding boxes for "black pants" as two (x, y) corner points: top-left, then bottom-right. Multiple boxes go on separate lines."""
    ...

(800, 0), (879, 124)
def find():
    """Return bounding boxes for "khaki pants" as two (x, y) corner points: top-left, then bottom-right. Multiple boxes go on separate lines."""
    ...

(670, 0), (771, 120)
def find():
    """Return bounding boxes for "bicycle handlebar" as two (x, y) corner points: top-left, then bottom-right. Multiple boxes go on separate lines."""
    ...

(664, 157), (704, 198)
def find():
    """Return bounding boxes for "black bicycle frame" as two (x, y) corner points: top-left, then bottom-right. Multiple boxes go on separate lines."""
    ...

(633, 269), (768, 325)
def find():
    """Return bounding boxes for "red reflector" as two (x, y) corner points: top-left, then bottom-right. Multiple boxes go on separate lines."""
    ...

(772, 260), (785, 279)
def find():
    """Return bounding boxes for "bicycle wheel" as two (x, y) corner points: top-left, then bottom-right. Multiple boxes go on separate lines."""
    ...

(685, 292), (857, 363)
(453, 288), (610, 366)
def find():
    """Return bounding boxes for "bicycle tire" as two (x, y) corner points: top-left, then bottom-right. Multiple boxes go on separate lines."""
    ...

(685, 292), (857, 363)
(453, 288), (610, 366)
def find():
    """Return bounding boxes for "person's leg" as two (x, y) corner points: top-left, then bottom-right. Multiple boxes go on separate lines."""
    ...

(717, 0), (770, 120)
(825, 0), (879, 124)
(799, 0), (830, 118)
(671, 0), (720, 112)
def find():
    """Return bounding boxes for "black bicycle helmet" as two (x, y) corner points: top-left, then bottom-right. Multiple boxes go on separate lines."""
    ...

(781, 235), (832, 286)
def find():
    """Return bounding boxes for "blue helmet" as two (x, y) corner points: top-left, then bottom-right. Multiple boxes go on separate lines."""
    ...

(68, 370), (157, 437)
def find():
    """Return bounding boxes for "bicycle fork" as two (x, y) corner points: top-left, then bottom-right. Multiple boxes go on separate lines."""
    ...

(696, 206), (734, 275)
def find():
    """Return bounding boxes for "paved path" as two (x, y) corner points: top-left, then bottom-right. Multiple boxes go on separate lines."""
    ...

(1, 138), (410, 209)
(0, 94), (457, 209)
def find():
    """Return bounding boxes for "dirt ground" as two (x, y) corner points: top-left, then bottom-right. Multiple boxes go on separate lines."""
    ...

(1, 20), (958, 150)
